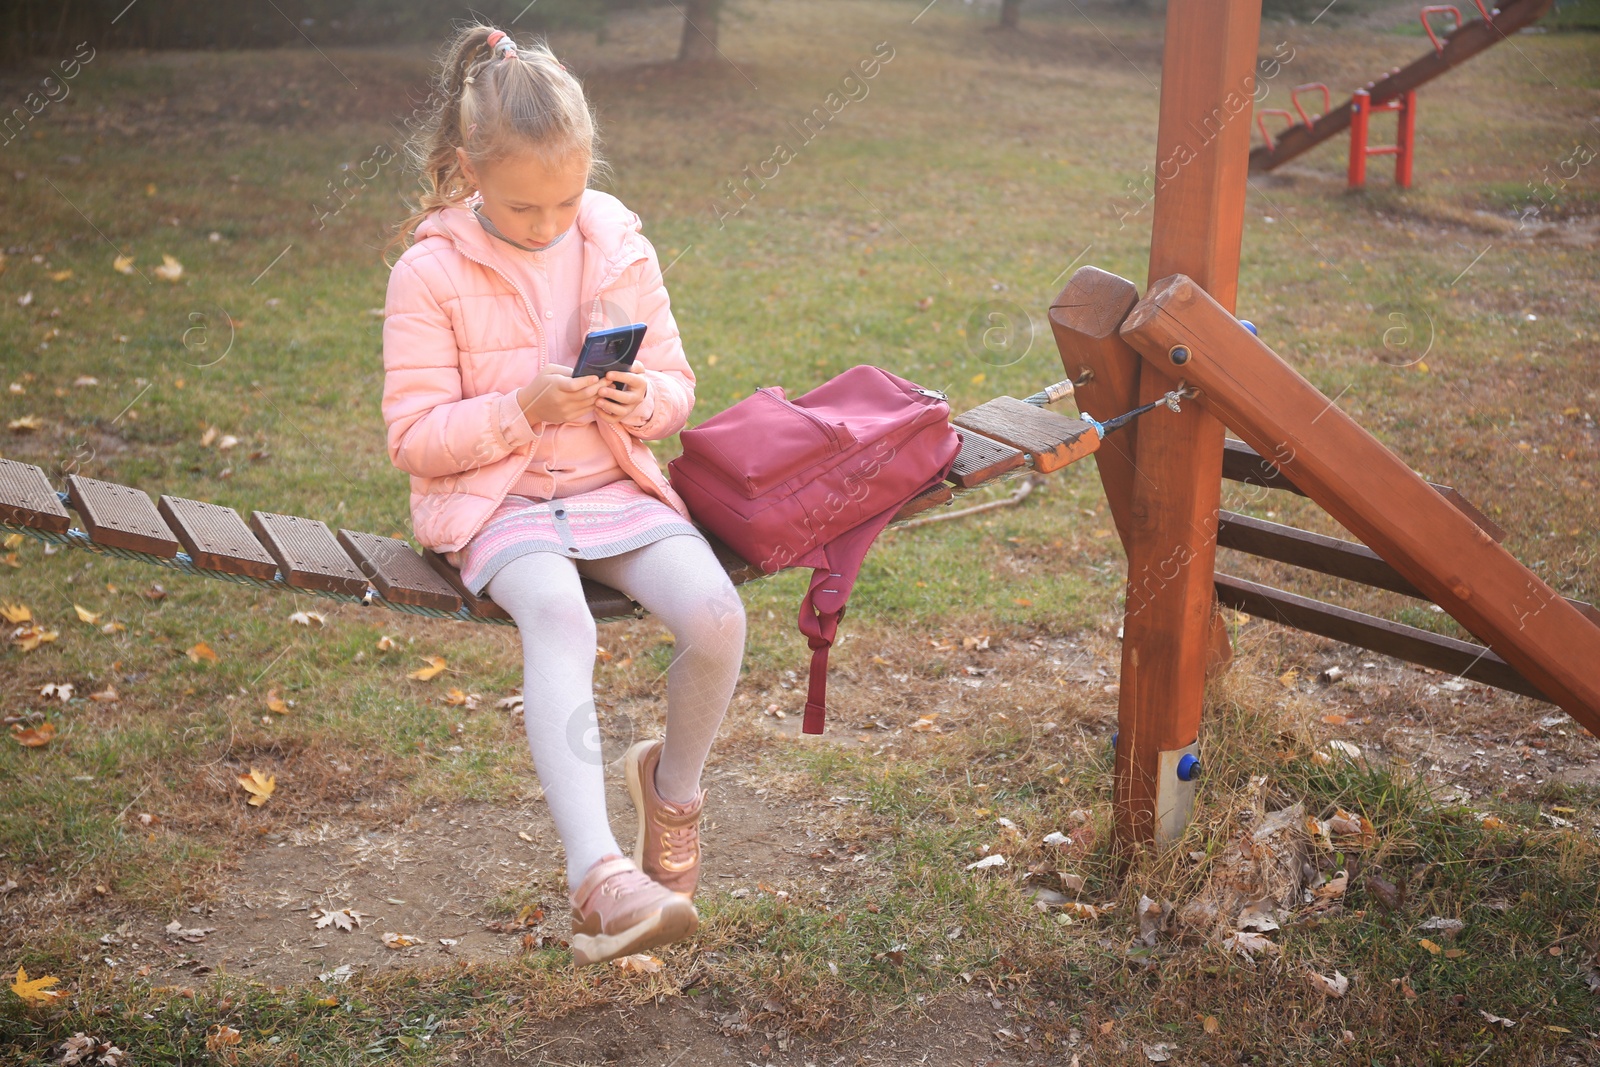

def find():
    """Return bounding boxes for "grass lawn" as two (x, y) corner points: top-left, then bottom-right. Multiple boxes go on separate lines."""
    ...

(1, 0), (1597, 1063)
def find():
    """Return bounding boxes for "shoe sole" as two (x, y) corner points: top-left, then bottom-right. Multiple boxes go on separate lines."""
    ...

(569, 895), (698, 967)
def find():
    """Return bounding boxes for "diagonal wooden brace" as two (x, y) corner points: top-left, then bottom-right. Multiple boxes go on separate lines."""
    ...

(1120, 274), (1600, 731)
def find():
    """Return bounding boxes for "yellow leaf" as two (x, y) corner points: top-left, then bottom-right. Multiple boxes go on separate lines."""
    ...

(89, 685), (119, 703)
(1551, 805), (1576, 815)
(1203, 1015), (1220, 1034)
(0, 602), (31, 624)
(2, 534), (21, 550)
(11, 722), (57, 747)
(315, 996), (339, 1007)
(73, 604), (101, 625)
(1419, 938), (1442, 955)
(12, 626), (59, 651)
(1480, 815), (1507, 830)
(206, 1024), (241, 1050)
(970, 373), (985, 385)
(441, 688), (468, 707)
(186, 641), (219, 663)
(1444, 948), (1466, 959)
(612, 953), (663, 973)
(264, 688), (292, 715)
(8, 415), (43, 432)
(381, 932), (419, 949)
(112, 254), (135, 275)
(100, 621), (125, 634)
(9, 966), (65, 1005)
(49, 269), (73, 282)
(238, 767), (275, 806)
(1278, 669), (1298, 688)
(376, 635), (396, 652)
(153, 254), (184, 282)
(407, 655), (448, 681)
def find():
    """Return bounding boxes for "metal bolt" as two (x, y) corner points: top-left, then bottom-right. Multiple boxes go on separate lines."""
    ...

(1168, 345), (1191, 365)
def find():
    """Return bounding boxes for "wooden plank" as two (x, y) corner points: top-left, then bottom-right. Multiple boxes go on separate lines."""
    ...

(1121, 274), (1600, 731)
(423, 549), (511, 620)
(249, 511), (368, 596)
(1222, 439), (1508, 542)
(1249, 0), (1554, 173)
(1110, 0), (1261, 850)
(948, 430), (1025, 489)
(582, 578), (641, 621)
(891, 480), (955, 523)
(1215, 573), (1548, 702)
(1218, 510), (1425, 598)
(65, 475), (179, 557)
(701, 528), (763, 587)
(951, 396), (1099, 474)
(337, 529), (463, 612)
(0, 459), (70, 533)
(157, 496), (279, 580)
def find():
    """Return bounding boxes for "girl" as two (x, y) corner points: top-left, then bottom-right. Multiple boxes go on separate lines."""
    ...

(382, 25), (746, 967)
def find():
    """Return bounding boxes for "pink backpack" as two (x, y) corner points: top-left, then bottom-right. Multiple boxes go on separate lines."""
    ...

(667, 364), (961, 734)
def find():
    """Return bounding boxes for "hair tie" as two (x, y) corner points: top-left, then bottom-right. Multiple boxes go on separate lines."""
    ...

(486, 29), (517, 60)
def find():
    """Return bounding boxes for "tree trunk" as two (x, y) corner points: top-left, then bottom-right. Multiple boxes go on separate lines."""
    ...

(677, 0), (723, 62)
(999, 0), (1023, 28)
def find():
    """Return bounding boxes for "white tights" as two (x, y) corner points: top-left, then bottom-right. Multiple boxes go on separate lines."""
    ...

(485, 534), (747, 890)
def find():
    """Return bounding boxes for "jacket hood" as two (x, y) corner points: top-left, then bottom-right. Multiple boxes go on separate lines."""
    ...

(411, 189), (646, 275)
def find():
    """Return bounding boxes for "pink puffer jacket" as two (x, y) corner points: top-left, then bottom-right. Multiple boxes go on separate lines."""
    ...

(382, 192), (696, 554)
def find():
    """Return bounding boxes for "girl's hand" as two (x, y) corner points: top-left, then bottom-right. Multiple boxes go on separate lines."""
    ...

(517, 365), (603, 425)
(594, 371), (648, 424)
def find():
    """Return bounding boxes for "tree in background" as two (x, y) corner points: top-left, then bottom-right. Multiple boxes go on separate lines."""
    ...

(676, 0), (724, 61)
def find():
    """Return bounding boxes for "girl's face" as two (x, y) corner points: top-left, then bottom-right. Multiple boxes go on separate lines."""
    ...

(458, 147), (589, 248)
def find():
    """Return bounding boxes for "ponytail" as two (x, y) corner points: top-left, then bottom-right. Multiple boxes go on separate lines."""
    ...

(390, 24), (608, 255)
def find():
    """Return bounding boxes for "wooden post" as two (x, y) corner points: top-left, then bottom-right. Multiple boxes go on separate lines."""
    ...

(1049, 268), (1235, 675)
(1113, 0), (1262, 851)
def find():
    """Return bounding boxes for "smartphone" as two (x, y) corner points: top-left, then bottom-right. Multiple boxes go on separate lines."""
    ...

(572, 323), (647, 390)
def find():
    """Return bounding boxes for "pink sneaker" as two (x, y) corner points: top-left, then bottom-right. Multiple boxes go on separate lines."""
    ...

(625, 737), (706, 898)
(567, 853), (698, 967)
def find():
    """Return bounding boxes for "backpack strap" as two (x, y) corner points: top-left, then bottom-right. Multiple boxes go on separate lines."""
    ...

(796, 499), (907, 735)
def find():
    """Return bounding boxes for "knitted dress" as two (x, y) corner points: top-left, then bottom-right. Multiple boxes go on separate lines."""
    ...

(452, 205), (705, 597)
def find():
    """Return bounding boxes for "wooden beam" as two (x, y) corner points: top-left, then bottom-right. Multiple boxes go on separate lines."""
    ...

(1217, 510), (1425, 598)
(1215, 574), (1547, 700)
(1048, 267), (1143, 550)
(1112, 0), (1262, 850)
(1121, 275), (1600, 731)
(1221, 439), (1508, 542)
(1049, 266), (1235, 677)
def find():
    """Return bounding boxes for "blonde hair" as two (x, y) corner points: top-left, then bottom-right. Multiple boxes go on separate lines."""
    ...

(394, 24), (609, 249)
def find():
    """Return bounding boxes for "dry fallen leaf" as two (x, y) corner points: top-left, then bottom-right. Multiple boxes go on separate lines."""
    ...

(164, 920), (216, 943)
(264, 689), (293, 715)
(40, 682), (73, 702)
(1223, 930), (1279, 957)
(376, 635), (396, 652)
(186, 642), (219, 663)
(10, 965), (65, 1005)
(314, 908), (365, 932)
(965, 853), (1006, 871)
(237, 767), (275, 806)
(1307, 970), (1349, 997)
(408, 655), (448, 681)
(1419, 938), (1442, 955)
(11, 625), (59, 652)
(205, 1024), (240, 1051)
(613, 953), (663, 973)
(11, 722), (57, 747)
(381, 932), (420, 950)
(288, 610), (325, 627)
(112, 254), (135, 275)
(154, 254), (184, 282)
(0, 602), (31, 624)
(88, 685), (119, 704)
(1202, 1015), (1220, 1034)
